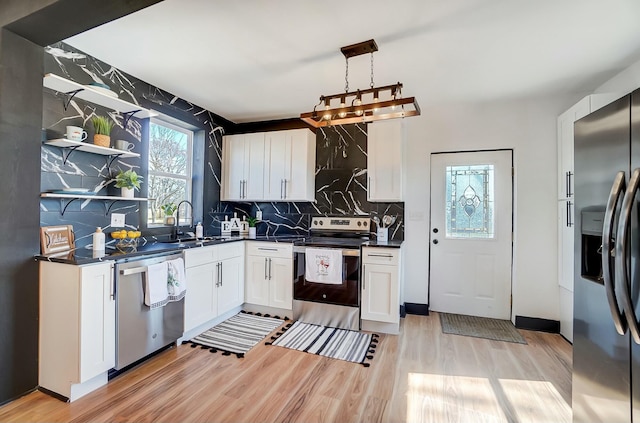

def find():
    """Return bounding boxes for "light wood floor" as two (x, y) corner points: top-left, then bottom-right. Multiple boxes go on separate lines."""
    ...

(0, 313), (572, 423)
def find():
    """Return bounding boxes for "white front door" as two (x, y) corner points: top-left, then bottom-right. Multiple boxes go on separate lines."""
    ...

(429, 150), (513, 319)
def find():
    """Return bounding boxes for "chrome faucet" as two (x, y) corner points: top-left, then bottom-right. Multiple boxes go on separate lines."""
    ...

(172, 200), (194, 240)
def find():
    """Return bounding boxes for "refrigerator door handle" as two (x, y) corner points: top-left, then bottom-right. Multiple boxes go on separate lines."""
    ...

(603, 170), (628, 335)
(617, 168), (640, 343)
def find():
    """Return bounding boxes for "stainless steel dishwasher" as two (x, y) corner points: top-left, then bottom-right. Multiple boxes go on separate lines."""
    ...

(114, 252), (184, 371)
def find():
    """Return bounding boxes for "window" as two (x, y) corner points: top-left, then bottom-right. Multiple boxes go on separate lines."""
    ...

(445, 164), (495, 239)
(147, 118), (193, 226)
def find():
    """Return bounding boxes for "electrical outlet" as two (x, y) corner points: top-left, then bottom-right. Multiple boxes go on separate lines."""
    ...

(111, 213), (125, 227)
(256, 210), (263, 220)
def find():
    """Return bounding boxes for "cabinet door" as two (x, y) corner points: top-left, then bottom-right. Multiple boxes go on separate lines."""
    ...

(263, 131), (288, 200)
(184, 263), (217, 332)
(361, 263), (399, 324)
(367, 120), (402, 201)
(286, 129), (316, 201)
(244, 132), (265, 200)
(79, 262), (115, 382)
(269, 256), (293, 309)
(245, 255), (270, 306)
(223, 134), (246, 201)
(218, 256), (244, 316)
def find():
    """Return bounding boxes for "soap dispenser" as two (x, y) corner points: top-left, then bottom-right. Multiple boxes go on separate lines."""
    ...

(195, 222), (203, 239)
(93, 227), (105, 251)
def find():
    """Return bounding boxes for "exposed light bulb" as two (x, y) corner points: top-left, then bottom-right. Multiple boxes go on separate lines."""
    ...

(354, 98), (363, 116)
(338, 97), (347, 118)
(323, 102), (331, 120)
(373, 91), (379, 112)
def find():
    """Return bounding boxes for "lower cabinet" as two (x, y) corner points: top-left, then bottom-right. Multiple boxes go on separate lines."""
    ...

(245, 242), (293, 309)
(183, 242), (244, 333)
(39, 260), (115, 402)
(361, 247), (400, 325)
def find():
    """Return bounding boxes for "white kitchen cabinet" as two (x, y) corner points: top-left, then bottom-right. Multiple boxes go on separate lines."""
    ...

(39, 260), (115, 402)
(223, 128), (316, 202)
(263, 129), (316, 201)
(245, 242), (293, 310)
(361, 247), (400, 328)
(221, 132), (265, 201)
(557, 95), (592, 343)
(367, 120), (403, 202)
(183, 242), (244, 333)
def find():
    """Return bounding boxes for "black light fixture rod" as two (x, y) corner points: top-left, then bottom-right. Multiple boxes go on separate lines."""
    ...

(321, 82), (403, 102)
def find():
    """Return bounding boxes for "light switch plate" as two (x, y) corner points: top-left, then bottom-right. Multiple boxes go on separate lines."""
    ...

(256, 210), (263, 220)
(111, 213), (125, 227)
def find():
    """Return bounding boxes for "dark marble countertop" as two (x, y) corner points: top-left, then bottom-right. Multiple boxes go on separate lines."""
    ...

(35, 235), (404, 265)
(35, 235), (305, 265)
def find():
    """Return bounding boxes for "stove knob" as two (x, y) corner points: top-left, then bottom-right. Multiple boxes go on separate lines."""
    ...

(363, 221), (368, 227)
(313, 220), (317, 226)
(357, 221), (362, 226)
(319, 221), (323, 225)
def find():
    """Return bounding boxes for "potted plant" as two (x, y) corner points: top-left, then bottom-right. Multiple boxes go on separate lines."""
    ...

(114, 169), (142, 198)
(247, 216), (258, 239)
(91, 115), (115, 147)
(160, 202), (177, 225)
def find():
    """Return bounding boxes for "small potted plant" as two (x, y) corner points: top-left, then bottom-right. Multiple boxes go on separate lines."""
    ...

(160, 202), (177, 225)
(114, 169), (142, 198)
(91, 115), (115, 147)
(247, 216), (258, 239)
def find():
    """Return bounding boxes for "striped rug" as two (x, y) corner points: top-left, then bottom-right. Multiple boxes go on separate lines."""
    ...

(186, 312), (285, 358)
(267, 321), (380, 367)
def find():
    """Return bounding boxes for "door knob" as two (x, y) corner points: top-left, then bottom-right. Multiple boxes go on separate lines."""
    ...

(433, 239), (439, 244)
(433, 228), (439, 233)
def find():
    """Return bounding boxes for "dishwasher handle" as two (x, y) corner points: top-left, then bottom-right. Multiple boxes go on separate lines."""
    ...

(120, 266), (147, 276)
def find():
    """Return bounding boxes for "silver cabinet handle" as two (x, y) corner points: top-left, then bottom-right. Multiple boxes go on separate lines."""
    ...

(362, 264), (366, 290)
(258, 247), (278, 251)
(218, 262), (223, 286)
(268, 258), (272, 280)
(567, 171), (573, 198)
(239, 180), (243, 199)
(617, 168), (640, 343)
(367, 253), (393, 258)
(280, 179), (284, 199)
(264, 257), (268, 280)
(603, 171), (627, 336)
(566, 201), (573, 227)
(283, 179), (287, 199)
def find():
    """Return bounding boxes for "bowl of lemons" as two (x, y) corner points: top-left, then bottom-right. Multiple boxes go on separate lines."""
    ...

(111, 229), (141, 250)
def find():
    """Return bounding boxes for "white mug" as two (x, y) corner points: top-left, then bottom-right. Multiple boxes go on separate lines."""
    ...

(115, 140), (134, 151)
(66, 125), (87, 141)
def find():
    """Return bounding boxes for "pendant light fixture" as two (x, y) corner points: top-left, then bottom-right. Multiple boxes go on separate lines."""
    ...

(300, 39), (420, 128)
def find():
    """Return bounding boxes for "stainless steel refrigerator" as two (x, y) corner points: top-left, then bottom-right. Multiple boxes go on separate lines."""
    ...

(573, 91), (640, 422)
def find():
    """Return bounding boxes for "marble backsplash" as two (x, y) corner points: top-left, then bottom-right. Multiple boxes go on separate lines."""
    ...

(40, 43), (404, 248)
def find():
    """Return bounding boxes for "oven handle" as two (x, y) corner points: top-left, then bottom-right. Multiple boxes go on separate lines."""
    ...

(293, 246), (360, 256)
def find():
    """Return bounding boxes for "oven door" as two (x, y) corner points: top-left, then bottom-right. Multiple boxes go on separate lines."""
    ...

(293, 247), (360, 307)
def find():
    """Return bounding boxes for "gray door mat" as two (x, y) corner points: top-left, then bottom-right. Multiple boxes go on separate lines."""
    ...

(439, 312), (527, 344)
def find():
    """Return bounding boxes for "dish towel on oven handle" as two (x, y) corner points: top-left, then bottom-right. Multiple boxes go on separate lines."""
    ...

(167, 257), (186, 302)
(145, 262), (169, 309)
(305, 247), (343, 284)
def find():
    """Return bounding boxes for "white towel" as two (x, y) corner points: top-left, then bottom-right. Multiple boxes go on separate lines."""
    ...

(167, 258), (187, 302)
(145, 262), (169, 309)
(305, 248), (343, 284)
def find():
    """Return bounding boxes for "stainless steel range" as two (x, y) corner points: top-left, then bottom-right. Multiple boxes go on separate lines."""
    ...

(292, 216), (370, 330)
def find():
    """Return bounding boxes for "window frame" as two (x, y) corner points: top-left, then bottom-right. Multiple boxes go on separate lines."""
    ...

(147, 117), (194, 228)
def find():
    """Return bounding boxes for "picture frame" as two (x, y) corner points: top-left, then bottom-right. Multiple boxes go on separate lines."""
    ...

(40, 225), (75, 254)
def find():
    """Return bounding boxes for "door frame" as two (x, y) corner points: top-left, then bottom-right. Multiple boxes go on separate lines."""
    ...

(427, 148), (515, 319)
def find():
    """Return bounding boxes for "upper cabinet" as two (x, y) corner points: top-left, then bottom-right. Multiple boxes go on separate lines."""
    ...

(222, 128), (316, 202)
(222, 133), (265, 201)
(367, 120), (403, 202)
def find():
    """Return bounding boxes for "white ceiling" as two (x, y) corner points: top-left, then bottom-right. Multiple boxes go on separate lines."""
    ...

(65, 0), (640, 123)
